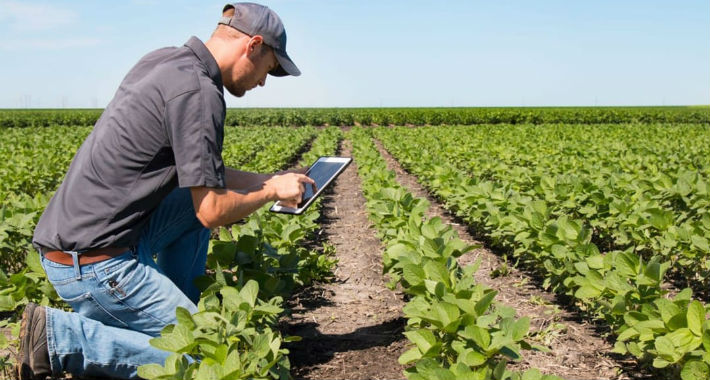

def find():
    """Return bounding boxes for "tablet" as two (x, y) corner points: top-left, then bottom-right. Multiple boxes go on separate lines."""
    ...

(269, 156), (352, 215)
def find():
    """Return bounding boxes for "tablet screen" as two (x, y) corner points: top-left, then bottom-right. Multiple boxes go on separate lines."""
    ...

(298, 160), (345, 208)
(270, 156), (351, 214)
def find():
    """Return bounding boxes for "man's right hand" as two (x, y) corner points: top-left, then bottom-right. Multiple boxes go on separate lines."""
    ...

(264, 173), (316, 208)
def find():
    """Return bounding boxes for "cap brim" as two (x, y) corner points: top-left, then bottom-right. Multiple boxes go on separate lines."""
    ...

(270, 49), (300, 77)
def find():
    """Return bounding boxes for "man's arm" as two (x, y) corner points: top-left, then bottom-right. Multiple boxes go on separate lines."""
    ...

(191, 172), (314, 228)
(224, 167), (307, 192)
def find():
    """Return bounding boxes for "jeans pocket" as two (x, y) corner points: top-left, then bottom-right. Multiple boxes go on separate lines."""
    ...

(99, 256), (142, 302)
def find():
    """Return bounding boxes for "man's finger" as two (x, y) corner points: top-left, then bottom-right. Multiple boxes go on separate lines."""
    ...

(299, 175), (316, 185)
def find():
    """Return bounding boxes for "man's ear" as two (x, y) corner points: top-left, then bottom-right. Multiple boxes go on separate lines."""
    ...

(246, 35), (264, 55)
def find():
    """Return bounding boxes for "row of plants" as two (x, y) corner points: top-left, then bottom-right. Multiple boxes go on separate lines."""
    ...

(1, 106), (708, 128)
(349, 127), (562, 380)
(382, 124), (710, 294)
(138, 127), (342, 379)
(376, 125), (710, 379)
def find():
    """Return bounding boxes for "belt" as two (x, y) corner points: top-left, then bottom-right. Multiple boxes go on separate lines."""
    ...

(42, 247), (130, 266)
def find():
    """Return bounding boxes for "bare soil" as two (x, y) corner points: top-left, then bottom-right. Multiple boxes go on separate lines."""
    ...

(371, 138), (650, 380)
(283, 140), (408, 379)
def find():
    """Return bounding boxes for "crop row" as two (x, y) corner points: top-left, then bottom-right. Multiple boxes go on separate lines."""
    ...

(350, 127), (562, 380)
(380, 124), (710, 293)
(376, 125), (710, 379)
(1, 106), (708, 128)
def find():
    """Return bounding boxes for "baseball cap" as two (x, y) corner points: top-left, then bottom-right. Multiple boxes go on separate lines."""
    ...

(219, 2), (300, 77)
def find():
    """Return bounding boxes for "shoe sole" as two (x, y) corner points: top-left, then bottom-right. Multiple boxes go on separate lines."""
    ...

(18, 303), (37, 380)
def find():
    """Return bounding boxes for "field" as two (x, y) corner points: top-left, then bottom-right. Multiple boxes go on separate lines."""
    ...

(0, 107), (709, 380)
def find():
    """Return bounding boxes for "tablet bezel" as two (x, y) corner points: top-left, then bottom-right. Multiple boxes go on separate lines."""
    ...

(269, 156), (352, 215)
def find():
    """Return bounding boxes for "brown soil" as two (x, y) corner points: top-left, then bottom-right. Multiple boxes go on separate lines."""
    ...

(371, 138), (650, 380)
(283, 139), (408, 380)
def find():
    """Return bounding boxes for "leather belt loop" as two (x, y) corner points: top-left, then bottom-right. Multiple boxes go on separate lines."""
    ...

(41, 247), (129, 266)
(69, 251), (81, 280)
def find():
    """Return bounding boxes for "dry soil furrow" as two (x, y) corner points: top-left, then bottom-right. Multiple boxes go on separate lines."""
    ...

(373, 138), (633, 380)
(284, 140), (408, 380)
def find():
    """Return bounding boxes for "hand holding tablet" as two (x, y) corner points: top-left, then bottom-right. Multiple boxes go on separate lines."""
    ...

(270, 156), (352, 215)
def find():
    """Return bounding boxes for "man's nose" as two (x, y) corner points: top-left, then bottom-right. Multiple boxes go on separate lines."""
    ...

(259, 76), (267, 87)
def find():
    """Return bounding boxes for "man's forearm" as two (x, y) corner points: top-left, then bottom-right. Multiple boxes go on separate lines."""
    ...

(224, 167), (273, 191)
(191, 171), (315, 228)
(191, 186), (274, 228)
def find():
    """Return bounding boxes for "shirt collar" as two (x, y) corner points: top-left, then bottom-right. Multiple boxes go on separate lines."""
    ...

(184, 36), (223, 89)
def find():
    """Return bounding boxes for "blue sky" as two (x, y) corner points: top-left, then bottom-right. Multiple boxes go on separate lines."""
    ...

(0, 0), (708, 108)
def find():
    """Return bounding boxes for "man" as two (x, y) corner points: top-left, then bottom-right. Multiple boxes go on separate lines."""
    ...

(19, 3), (313, 379)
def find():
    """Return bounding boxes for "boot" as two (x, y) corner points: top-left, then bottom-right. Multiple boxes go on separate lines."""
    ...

(18, 302), (51, 380)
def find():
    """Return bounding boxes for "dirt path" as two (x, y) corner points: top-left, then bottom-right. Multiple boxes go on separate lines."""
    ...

(283, 139), (408, 380)
(372, 138), (641, 380)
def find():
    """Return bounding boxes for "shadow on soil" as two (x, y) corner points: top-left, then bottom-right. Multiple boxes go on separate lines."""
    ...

(283, 316), (406, 369)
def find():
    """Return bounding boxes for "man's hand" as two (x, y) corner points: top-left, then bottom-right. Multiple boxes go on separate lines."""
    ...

(264, 172), (316, 208)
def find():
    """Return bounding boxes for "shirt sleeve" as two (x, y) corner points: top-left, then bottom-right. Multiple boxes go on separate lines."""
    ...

(164, 89), (226, 189)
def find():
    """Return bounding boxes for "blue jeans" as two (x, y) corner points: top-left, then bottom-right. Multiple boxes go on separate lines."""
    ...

(40, 187), (209, 379)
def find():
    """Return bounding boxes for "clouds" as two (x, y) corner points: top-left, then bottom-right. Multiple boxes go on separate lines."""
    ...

(0, 1), (100, 50)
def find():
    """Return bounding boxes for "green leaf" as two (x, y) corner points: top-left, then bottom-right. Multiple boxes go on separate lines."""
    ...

(511, 317), (530, 341)
(585, 255), (604, 270)
(655, 298), (681, 325)
(175, 307), (196, 330)
(424, 280), (446, 298)
(493, 359), (507, 380)
(648, 208), (673, 230)
(236, 234), (258, 255)
(424, 261), (451, 287)
(653, 357), (672, 369)
(557, 217), (579, 241)
(137, 363), (166, 379)
(0, 295), (16, 311)
(681, 361), (710, 380)
(433, 302), (461, 333)
(196, 362), (220, 380)
(654, 336), (677, 362)
(25, 251), (43, 274)
(218, 227), (232, 241)
(521, 368), (543, 380)
(691, 235), (710, 253)
(474, 290), (497, 317)
(402, 264), (426, 286)
(459, 349), (486, 367)
(575, 285), (602, 299)
(687, 301), (705, 337)
(239, 280), (259, 308)
(149, 324), (196, 353)
(616, 251), (640, 277)
(398, 347), (422, 364)
(404, 329), (438, 354)
(459, 325), (491, 349)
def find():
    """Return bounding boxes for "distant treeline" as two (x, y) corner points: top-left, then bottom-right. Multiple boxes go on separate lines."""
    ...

(0, 106), (708, 127)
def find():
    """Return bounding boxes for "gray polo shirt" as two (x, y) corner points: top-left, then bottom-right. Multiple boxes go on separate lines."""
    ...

(33, 36), (226, 252)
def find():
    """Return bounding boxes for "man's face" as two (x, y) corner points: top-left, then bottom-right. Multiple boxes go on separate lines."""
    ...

(225, 41), (279, 98)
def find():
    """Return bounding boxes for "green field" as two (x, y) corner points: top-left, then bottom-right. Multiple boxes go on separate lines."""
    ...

(1, 107), (709, 379)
